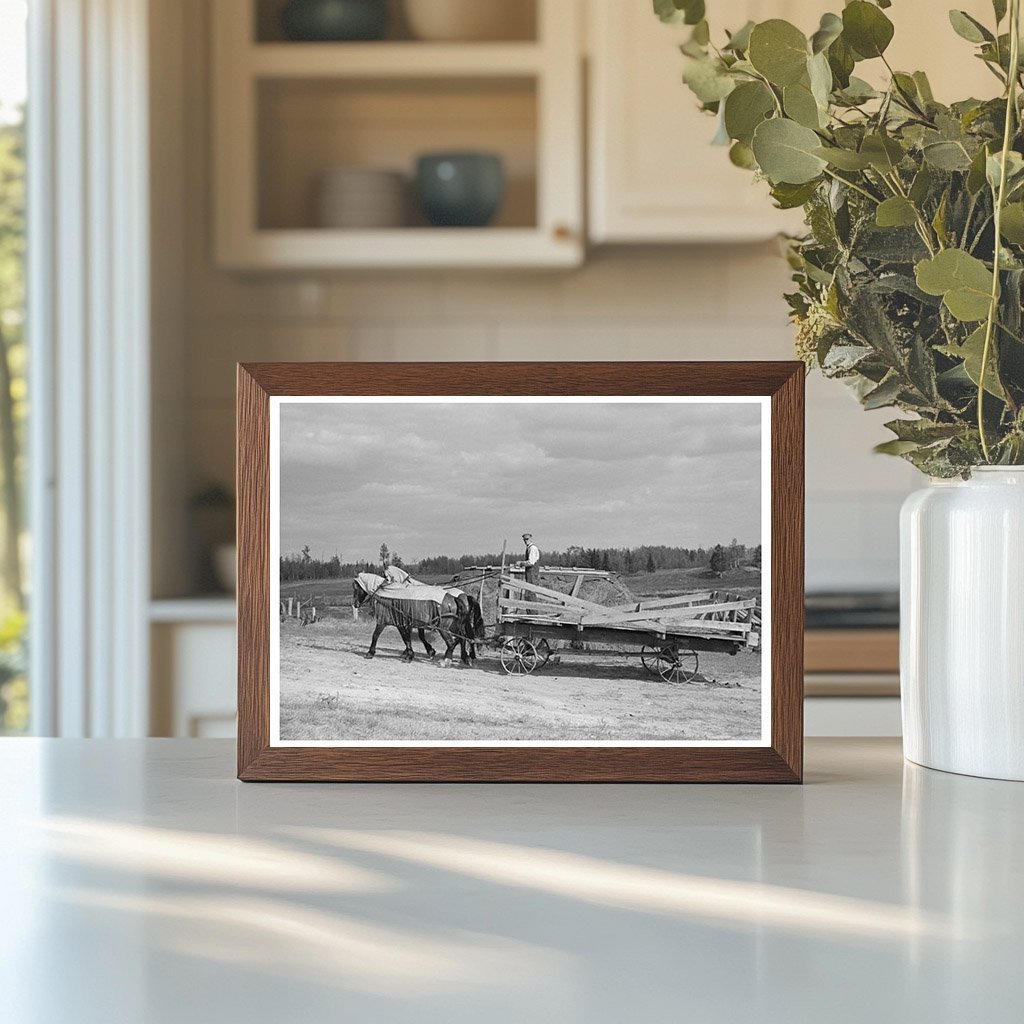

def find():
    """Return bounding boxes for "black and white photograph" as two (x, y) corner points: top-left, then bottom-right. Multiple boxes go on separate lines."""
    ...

(270, 397), (770, 746)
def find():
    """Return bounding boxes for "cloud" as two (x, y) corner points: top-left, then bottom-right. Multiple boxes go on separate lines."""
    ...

(278, 400), (763, 560)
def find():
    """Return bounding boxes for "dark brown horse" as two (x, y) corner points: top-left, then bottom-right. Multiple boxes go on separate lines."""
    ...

(352, 574), (483, 667)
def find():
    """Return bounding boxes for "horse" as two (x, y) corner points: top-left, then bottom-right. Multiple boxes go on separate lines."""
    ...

(352, 573), (438, 659)
(352, 573), (483, 667)
(450, 590), (485, 662)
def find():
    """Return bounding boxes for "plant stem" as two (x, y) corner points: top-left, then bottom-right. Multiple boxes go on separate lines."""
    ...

(979, 0), (1021, 462)
(884, 171), (939, 254)
(822, 167), (880, 205)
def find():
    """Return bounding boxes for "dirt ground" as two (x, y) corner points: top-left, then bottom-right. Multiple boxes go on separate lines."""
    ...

(278, 612), (763, 743)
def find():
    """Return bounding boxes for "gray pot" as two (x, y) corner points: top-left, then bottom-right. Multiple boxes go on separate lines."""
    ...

(281, 0), (388, 41)
(415, 152), (505, 227)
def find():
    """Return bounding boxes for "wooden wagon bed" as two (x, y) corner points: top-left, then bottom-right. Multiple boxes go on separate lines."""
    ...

(489, 567), (760, 681)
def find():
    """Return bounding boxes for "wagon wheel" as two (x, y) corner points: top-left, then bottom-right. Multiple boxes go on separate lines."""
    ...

(500, 637), (539, 675)
(640, 645), (662, 676)
(656, 643), (699, 684)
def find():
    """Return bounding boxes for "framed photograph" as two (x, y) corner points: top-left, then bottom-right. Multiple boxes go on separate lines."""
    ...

(237, 362), (803, 782)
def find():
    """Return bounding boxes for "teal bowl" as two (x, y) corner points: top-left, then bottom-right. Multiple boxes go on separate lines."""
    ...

(281, 0), (388, 42)
(415, 153), (505, 228)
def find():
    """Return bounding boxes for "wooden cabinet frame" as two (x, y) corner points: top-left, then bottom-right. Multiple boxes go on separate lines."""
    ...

(211, 0), (583, 268)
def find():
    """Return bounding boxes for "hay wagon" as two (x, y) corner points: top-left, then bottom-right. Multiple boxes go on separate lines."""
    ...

(491, 568), (760, 683)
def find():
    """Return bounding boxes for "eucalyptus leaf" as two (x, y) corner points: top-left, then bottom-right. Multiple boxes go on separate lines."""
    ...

(748, 20), (809, 86)
(784, 80), (824, 129)
(836, 76), (879, 105)
(986, 150), (1024, 191)
(884, 418), (963, 443)
(752, 118), (828, 184)
(876, 197), (918, 228)
(808, 52), (833, 109)
(940, 326), (1006, 398)
(724, 20), (755, 53)
(683, 57), (736, 104)
(923, 140), (973, 171)
(915, 250), (994, 322)
(874, 438), (922, 455)
(770, 180), (820, 209)
(892, 72), (923, 110)
(909, 165), (933, 205)
(814, 146), (872, 170)
(653, 0), (705, 26)
(842, 1), (895, 59)
(729, 140), (757, 169)
(913, 71), (935, 104)
(967, 144), (991, 193)
(723, 81), (775, 144)
(948, 10), (994, 44)
(1000, 203), (1024, 244)
(862, 374), (903, 409)
(827, 35), (856, 89)
(861, 133), (904, 173)
(810, 13), (843, 54)
(711, 107), (731, 145)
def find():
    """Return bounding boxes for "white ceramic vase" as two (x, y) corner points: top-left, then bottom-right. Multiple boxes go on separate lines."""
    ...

(900, 467), (1024, 780)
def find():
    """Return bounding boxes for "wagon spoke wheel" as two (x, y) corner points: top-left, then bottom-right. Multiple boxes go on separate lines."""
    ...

(656, 643), (699, 684)
(500, 637), (539, 675)
(640, 645), (663, 676)
(535, 639), (553, 667)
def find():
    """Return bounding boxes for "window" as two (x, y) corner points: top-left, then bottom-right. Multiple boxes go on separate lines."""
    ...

(0, 0), (28, 734)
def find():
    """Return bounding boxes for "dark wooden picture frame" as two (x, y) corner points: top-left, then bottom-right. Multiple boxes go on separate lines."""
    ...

(237, 362), (804, 782)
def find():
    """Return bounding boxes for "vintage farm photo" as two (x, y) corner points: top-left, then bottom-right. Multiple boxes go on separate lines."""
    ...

(270, 397), (769, 746)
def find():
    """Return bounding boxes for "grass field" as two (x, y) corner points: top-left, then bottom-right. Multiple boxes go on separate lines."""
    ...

(277, 563), (764, 743)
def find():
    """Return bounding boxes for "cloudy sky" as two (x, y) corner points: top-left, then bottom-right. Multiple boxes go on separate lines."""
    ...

(278, 400), (763, 562)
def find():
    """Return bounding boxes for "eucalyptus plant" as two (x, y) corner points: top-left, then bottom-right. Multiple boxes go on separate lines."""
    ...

(657, 0), (1024, 475)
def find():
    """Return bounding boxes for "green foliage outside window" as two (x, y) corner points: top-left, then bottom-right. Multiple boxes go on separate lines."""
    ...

(0, 110), (27, 733)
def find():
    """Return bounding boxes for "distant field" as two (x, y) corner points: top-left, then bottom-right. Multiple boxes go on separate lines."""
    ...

(280, 566), (762, 608)
(627, 566), (761, 598)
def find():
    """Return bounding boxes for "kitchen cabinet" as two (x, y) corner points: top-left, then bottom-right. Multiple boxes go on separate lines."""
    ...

(150, 601), (237, 737)
(587, 0), (812, 243)
(211, 0), (583, 269)
(587, 0), (998, 244)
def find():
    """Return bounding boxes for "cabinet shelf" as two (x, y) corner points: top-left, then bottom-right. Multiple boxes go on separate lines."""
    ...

(218, 226), (580, 270)
(249, 42), (545, 78)
(212, 0), (582, 269)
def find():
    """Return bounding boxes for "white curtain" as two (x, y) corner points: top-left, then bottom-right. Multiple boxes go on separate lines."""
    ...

(28, 0), (150, 736)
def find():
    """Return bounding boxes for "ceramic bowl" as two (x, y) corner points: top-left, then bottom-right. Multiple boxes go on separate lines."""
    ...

(415, 152), (504, 227)
(316, 168), (407, 228)
(281, 0), (388, 42)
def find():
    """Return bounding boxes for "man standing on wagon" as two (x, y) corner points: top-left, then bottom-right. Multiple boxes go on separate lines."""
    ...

(521, 533), (541, 590)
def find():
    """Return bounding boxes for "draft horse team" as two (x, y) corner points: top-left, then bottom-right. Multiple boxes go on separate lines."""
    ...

(352, 572), (485, 668)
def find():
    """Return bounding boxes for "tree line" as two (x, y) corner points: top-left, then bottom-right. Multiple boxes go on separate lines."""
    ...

(280, 540), (760, 582)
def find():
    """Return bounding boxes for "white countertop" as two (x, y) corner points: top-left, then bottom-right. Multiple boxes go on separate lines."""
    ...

(1, 738), (1020, 1023)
